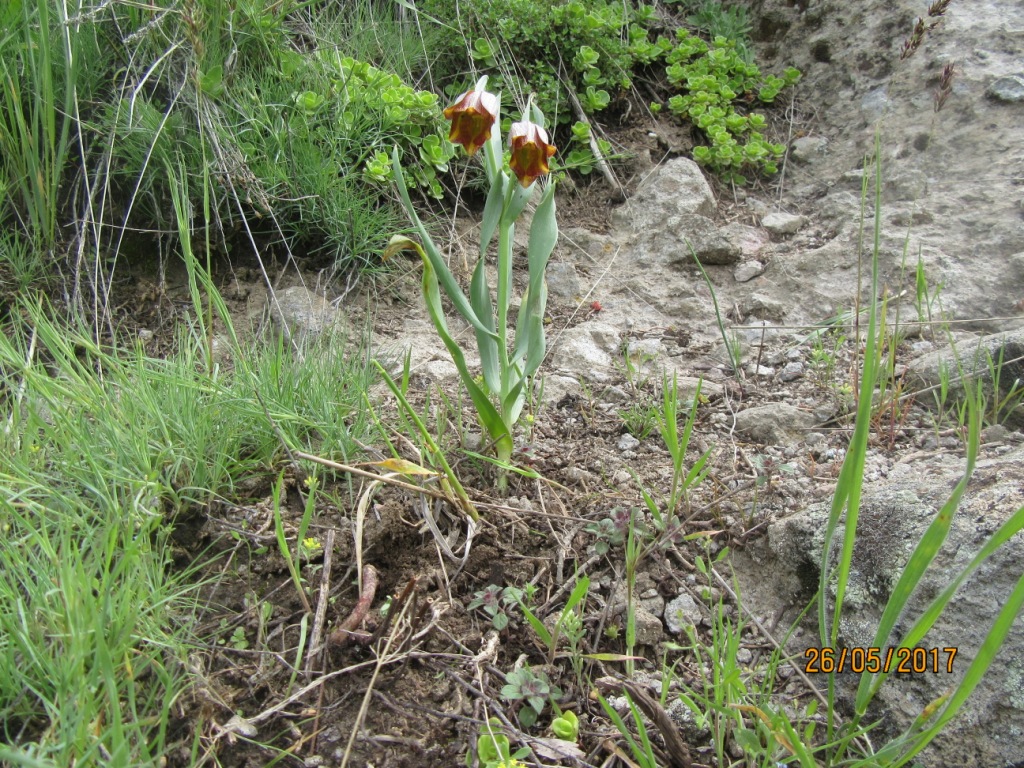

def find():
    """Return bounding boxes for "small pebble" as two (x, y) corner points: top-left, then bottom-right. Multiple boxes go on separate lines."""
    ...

(779, 361), (804, 381)
(617, 433), (641, 451)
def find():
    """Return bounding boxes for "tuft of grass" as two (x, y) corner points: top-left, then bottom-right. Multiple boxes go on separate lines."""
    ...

(680, 0), (754, 61)
(0, 0), (101, 252)
(3, 0), (456, 328)
(0, 290), (374, 762)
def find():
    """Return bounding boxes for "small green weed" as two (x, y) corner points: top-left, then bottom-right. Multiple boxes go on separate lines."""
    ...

(666, 32), (800, 182)
(620, 401), (659, 439)
(500, 665), (562, 728)
(586, 508), (630, 556)
(469, 584), (525, 631)
(680, 0), (754, 61)
(468, 717), (530, 767)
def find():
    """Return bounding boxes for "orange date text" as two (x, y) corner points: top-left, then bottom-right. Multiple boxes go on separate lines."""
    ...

(803, 646), (957, 674)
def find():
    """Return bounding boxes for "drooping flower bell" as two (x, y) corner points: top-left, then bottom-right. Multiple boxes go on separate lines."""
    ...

(443, 86), (499, 157)
(508, 120), (557, 188)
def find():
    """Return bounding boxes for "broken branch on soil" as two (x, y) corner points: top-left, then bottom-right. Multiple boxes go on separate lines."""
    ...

(329, 564), (378, 647)
(306, 527), (335, 668)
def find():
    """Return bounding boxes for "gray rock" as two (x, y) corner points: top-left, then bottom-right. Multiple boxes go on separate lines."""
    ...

(546, 261), (581, 300)
(986, 73), (1024, 103)
(613, 158), (715, 233)
(734, 404), (816, 445)
(665, 593), (703, 635)
(740, 293), (788, 322)
(720, 222), (769, 259)
(860, 86), (891, 120)
(747, 364), (775, 378)
(906, 328), (1024, 427)
(685, 215), (743, 265)
(598, 385), (631, 404)
(550, 321), (622, 383)
(734, 260), (766, 283)
(640, 591), (666, 618)
(631, 605), (665, 646)
(617, 433), (641, 452)
(634, 214), (740, 267)
(779, 361), (805, 381)
(761, 212), (807, 236)
(539, 374), (582, 406)
(790, 136), (828, 163)
(269, 286), (347, 344)
(626, 338), (664, 361)
(884, 169), (928, 203)
(558, 227), (617, 267)
(418, 359), (459, 384)
(981, 424), (1010, 444)
(659, 374), (722, 405)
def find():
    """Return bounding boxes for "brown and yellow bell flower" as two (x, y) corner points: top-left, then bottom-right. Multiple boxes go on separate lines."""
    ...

(508, 120), (557, 188)
(443, 87), (499, 157)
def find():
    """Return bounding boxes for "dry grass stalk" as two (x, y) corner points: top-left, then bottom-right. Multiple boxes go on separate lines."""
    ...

(900, 0), (953, 60)
(934, 61), (956, 112)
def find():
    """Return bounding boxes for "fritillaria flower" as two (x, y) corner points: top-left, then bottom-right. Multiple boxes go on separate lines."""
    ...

(508, 120), (556, 187)
(443, 87), (499, 157)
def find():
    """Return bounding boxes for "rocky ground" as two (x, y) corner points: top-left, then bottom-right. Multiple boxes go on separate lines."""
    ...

(142, 1), (1024, 766)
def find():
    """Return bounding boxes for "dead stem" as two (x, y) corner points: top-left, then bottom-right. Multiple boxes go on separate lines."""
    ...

(329, 564), (378, 647)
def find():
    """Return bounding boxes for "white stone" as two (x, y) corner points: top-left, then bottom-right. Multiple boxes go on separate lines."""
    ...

(665, 593), (703, 635)
(761, 212), (806, 236)
(734, 260), (766, 283)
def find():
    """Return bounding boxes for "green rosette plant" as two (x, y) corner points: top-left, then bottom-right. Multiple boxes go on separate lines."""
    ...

(386, 76), (558, 491)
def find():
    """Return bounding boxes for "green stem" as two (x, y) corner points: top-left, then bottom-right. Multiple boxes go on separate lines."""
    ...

(496, 436), (512, 493)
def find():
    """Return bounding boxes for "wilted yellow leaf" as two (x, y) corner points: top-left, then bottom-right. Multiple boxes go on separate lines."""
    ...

(371, 458), (437, 477)
(382, 235), (424, 262)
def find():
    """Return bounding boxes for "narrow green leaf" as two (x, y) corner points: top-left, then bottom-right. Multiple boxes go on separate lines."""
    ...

(563, 576), (591, 616)
(891, 567), (1024, 768)
(821, 148), (882, 650)
(513, 183), (557, 379)
(470, 258), (500, 394)
(460, 450), (541, 478)
(518, 600), (553, 648)
(479, 171), (507, 257)
(374, 362), (480, 520)
(597, 694), (646, 763)
(582, 653), (646, 662)
(420, 254), (511, 457)
(855, 395), (981, 713)
(390, 147), (496, 342)
(501, 377), (527, 429)
(501, 178), (534, 226)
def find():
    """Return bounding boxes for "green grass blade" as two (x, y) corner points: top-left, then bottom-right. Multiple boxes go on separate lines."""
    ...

(419, 256), (511, 458)
(390, 146), (496, 341)
(373, 362), (480, 520)
(470, 257), (500, 394)
(820, 145), (883, 650)
(855, 392), (981, 713)
(889, 566), (1024, 768)
(517, 600), (553, 648)
(597, 693), (649, 766)
(563, 575), (591, 616)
